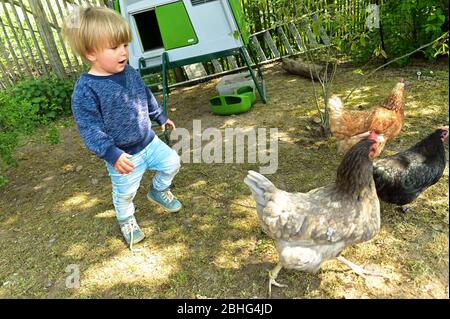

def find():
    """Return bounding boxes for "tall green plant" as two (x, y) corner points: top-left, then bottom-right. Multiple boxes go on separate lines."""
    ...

(381, 0), (448, 65)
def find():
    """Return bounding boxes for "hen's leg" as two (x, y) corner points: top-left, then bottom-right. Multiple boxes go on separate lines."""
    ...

(337, 256), (386, 278)
(268, 263), (287, 297)
(397, 206), (410, 213)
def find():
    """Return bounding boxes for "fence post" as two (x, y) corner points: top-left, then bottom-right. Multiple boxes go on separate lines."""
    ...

(17, 0), (49, 76)
(28, 0), (67, 79)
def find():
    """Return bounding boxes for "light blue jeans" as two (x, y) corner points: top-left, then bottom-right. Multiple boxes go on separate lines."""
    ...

(106, 135), (181, 221)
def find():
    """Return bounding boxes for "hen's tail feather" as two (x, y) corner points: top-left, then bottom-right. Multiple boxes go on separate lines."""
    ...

(328, 96), (343, 114)
(244, 170), (277, 206)
(328, 96), (344, 136)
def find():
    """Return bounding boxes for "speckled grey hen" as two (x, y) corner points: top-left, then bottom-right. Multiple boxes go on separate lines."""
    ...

(244, 132), (385, 296)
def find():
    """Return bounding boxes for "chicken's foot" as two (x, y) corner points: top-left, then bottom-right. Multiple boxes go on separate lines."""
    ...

(268, 263), (287, 297)
(337, 256), (386, 279)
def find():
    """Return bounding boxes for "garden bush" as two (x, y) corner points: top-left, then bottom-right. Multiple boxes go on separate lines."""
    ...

(9, 76), (74, 122)
(340, 0), (448, 65)
(0, 77), (74, 186)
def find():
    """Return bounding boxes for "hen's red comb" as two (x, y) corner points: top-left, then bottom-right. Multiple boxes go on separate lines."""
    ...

(399, 78), (405, 83)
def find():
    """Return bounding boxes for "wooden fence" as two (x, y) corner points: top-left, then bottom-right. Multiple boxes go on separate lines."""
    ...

(0, 0), (108, 89)
(242, 0), (374, 35)
(0, 0), (374, 89)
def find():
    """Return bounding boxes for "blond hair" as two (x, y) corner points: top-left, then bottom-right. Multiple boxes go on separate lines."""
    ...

(61, 6), (132, 59)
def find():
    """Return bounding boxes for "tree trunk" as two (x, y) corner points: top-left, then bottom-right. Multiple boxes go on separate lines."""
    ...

(28, 0), (66, 79)
(281, 58), (324, 81)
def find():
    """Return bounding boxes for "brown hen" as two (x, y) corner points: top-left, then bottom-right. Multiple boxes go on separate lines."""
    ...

(328, 79), (405, 154)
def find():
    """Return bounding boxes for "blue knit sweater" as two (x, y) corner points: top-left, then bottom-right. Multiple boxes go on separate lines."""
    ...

(71, 65), (168, 166)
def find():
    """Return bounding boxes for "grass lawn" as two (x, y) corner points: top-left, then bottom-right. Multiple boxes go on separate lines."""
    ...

(0, 58), (448, 298)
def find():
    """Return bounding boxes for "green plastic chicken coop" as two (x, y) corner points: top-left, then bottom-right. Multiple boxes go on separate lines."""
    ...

(112, 0), (267, 143)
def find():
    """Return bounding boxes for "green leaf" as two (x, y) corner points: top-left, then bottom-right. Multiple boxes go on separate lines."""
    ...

(312, 22), (320, 38)
(0, 175), (8, 187)
(46, 111), (56, 119)
(360, 36), (366, 46)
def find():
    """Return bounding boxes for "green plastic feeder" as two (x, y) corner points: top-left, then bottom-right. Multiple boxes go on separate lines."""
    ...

(209, 94), (252, 115)
(235, 85), (256, 104)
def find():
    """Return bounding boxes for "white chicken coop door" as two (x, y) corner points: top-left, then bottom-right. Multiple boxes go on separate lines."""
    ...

(117, 0), (246, 70)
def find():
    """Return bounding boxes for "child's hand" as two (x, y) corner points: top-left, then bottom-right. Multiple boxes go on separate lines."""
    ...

(161, 119), (176, 132)
(113, 153), (135, 174)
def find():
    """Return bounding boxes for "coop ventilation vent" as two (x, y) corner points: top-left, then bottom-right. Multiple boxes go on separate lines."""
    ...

(190, 0), (218, 6)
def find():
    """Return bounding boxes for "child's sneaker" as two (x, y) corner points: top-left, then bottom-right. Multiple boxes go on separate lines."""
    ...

(119, 216), (145, 249)
(147, 186), (182, 213)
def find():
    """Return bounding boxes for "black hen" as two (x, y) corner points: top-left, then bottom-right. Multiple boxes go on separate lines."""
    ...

(373, 128), (448, 206)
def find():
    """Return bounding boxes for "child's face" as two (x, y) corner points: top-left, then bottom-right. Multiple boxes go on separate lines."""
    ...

(87, 43), (129, 75)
